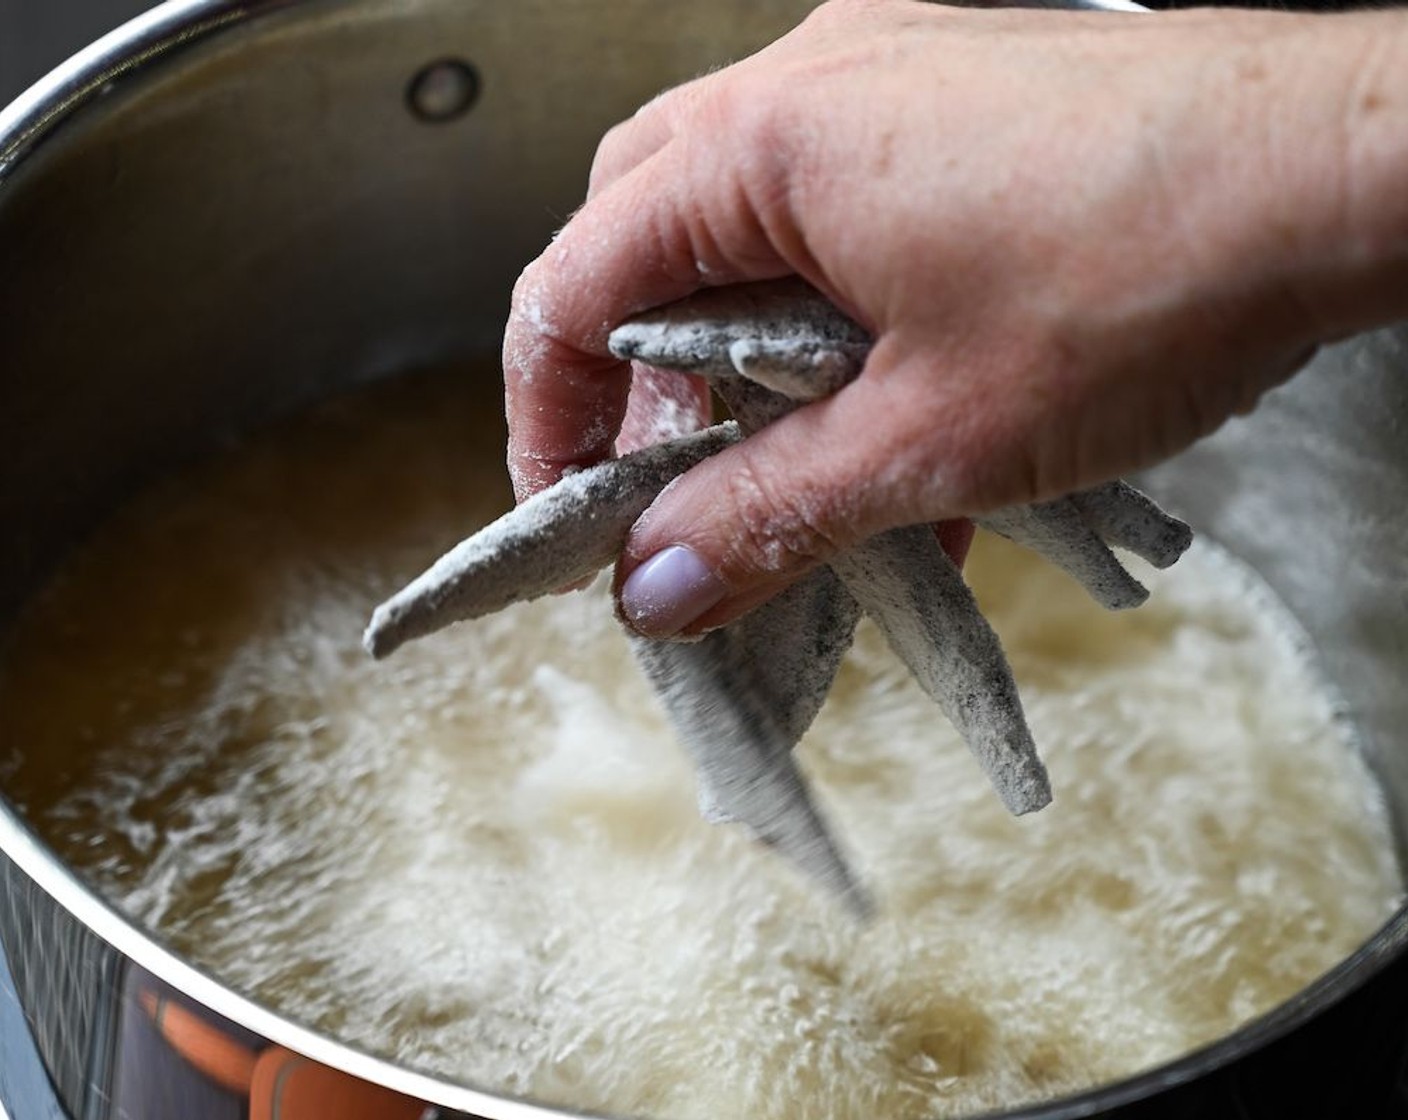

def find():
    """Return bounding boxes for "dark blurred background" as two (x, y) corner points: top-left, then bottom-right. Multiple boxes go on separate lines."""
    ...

(0, 0), (159, 107)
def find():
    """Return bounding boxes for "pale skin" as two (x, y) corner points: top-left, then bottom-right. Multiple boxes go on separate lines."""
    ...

(503, 0), (1408, 638)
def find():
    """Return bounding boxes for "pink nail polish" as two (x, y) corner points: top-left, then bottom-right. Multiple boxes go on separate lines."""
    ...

(620, 545), (727, 637)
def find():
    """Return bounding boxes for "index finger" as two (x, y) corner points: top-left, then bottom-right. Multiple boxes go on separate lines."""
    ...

(502, 138), (795, 500)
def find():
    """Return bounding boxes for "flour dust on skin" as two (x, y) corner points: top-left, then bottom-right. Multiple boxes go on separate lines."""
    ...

(0, 366), (1399, 1120)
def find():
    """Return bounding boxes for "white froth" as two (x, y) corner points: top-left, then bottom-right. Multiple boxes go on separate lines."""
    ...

(0, 368), (1399, 1120)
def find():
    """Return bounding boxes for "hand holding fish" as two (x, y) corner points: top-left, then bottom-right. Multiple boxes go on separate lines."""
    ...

(504, 0), (1408, 635)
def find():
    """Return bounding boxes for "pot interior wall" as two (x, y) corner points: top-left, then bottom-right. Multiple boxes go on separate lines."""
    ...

(1142, 332), (1408, 865)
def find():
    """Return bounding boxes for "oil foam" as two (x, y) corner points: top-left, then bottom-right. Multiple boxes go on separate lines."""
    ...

(0, 368), (1399, 1119)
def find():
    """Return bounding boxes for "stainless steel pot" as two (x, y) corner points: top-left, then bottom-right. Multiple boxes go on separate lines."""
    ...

(2, 2), (1408, 1117)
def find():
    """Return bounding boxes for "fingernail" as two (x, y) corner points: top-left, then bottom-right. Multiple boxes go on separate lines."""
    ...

(620, 545), (727, 637)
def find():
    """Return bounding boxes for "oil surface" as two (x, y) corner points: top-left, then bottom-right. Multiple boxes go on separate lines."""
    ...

(0, 367), (1400, 1119)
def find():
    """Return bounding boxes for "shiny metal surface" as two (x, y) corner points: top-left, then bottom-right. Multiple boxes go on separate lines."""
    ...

(1144, 332), (1408, 863)
(0, 1), (160, 108)
(1, 1), (1407, 1117)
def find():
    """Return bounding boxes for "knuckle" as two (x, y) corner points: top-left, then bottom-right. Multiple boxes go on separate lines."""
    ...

(869, 384), (1020, 519)
(928, 408), (1037, 514)
(506, 265), (550, 338)
(719, 457), (843, 577)
(508, 250), (575, 344)
(694, 79), (794, 168)
(799, 0), (898, 46)
(588, 122), (636, 192)
(688, 80), (802, 234)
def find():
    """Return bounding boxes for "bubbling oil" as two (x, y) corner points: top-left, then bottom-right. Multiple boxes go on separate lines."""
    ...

(0, 367), (1400, 1119)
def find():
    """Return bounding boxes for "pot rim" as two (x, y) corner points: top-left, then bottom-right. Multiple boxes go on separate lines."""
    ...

(1, 1), (1405, 1117)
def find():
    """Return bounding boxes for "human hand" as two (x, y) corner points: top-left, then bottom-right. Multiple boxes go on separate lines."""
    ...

(503, 0), (1408, 637)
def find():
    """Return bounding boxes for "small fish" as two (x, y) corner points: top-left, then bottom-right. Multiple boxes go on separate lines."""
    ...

(366, 279), (1192, 914)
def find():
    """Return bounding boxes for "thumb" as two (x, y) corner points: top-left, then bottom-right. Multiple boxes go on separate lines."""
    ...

(614, 378), (961, 638)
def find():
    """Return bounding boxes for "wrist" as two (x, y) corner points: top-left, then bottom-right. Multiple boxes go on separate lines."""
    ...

(1250, 10), (1408, 341)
